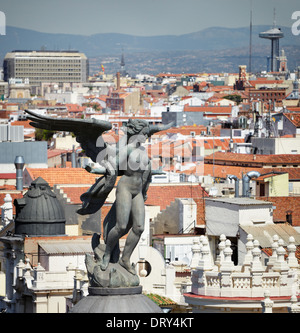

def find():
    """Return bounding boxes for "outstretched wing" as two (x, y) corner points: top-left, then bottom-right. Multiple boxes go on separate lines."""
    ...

(25, 109), (112, 163)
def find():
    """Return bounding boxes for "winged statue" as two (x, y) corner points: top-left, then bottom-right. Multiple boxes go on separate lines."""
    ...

(25, 109), (173, 287)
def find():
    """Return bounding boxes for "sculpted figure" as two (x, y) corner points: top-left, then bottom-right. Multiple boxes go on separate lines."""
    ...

(26, 110), (172, 286)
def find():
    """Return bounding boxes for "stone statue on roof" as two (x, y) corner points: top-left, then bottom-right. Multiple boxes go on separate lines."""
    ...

(25, 110), (172, 288)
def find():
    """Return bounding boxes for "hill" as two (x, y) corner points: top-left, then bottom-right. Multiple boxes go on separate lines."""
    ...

(0, 25), (299, 74)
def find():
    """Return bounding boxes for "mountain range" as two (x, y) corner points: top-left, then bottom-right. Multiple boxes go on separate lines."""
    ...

(0, 25), (299, 74)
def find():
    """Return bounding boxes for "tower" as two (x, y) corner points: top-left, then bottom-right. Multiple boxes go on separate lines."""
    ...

(278, 49), (287, 73)
(120, 51), (126, 77)
(259, 10), (284, 72)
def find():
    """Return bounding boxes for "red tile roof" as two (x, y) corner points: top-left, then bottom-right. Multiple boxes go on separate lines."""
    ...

(25, 168), (99, 187)
(262, 246), (300, 264)
(145, 183), (208, 210)
(284, 113), (300, 128)
(205, 152), (300, 167)
(10, 120), (35, 129)
(261, 168), (300, 180)
(183, 105), (232, 114)
(47, 149), (69, 159)
(65, 104), (87, 113)
(58, 186), (90, 204)
(203, 164), (261, 179)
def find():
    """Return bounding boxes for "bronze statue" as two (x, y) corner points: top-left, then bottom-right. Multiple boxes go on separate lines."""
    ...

(25, 110), (172, 288)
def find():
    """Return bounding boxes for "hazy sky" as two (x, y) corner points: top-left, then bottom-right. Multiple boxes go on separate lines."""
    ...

(0, 0), (299, 36)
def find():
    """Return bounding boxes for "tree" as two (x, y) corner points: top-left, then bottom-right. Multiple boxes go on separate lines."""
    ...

(35, 128), (56, 141)
(223, 94), (242, 105)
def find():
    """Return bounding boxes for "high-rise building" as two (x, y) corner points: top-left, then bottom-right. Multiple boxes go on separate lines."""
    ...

(3, 50), (89, 87)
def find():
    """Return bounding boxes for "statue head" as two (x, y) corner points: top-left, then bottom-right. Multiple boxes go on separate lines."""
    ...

(125, 119), (173, 141)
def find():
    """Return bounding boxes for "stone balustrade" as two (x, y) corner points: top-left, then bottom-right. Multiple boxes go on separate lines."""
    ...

(15, 258), (78, 291)
(191, 234), (299, 299)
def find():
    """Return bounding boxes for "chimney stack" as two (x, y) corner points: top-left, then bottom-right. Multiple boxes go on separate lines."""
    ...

(14, 156), (25, 191)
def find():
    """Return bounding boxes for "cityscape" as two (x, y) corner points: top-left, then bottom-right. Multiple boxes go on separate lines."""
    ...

(0, 0), (299, 319)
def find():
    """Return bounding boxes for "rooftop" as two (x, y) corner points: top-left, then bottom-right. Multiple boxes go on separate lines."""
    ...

(205, 197), (273, 206)
(145, 183), (208, 210)
(25, 168), (99, 187)
(205, 152), (300, 166)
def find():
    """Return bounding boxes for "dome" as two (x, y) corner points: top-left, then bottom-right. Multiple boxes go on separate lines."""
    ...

(14, 177), (66, 236)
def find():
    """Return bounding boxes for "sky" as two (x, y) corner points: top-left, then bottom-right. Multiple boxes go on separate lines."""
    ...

(0, 0), (299, 36)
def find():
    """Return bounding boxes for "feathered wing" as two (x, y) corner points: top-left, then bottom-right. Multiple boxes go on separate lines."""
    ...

(25, 109), (112, 162)
(25, 110), (117, 214)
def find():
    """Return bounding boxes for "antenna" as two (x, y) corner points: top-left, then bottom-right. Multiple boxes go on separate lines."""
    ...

(273, 7), (276, 28)
(249, 0), (253, 73)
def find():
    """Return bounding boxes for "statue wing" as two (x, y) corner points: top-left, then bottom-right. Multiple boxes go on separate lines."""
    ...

(25, 109), (112, 163)
(25, 110), (116, 215)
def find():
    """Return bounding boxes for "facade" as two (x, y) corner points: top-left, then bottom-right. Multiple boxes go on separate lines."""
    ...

(184, 233), (299, 313)
(255, 172), (289, 197)
(106, 89), (141, 114)
(246, 85), (287, 105)
(0, 141), (47, 174)
(3, 50), (89, 88)
(204, 197), (300, 265)
(0, 177), (92, 313)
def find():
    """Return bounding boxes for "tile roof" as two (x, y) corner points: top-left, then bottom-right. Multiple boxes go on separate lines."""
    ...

(203, 164), (261, 179)
(284, 113), (300, 128)
(10, 120), (35, 129)
(248, 79), (284, 87)
(47, 149), (69, 159)
(205, 152), (300, 166)
(261, 168), (300, 180)
(154, 125), (208, 137)
(58, 186), (90, 204)
(262, 246), (300, 264)
(25, 168), (99, 187)
(65, 104), (87, 113)
(183, 105), (232, 114)
(145, 183), (208, 211)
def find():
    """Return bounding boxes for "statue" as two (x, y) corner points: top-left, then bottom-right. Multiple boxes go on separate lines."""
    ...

(25, 110), (172, 288)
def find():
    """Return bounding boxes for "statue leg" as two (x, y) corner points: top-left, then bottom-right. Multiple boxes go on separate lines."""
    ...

(119, 192), (145, 274)
(100, 188), (132, 271)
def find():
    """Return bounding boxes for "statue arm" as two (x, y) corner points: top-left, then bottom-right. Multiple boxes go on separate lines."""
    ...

(84, 164), (106, 174)
(142, 162), (152, 201)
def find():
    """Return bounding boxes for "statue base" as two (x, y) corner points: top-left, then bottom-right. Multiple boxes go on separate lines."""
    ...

(69, 286), (163, 313)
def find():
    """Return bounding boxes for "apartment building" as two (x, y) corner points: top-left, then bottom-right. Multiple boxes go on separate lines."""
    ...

(3, 50), (89, 87)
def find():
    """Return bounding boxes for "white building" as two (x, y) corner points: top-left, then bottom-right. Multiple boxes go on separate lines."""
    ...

(184, 233), (300, 313)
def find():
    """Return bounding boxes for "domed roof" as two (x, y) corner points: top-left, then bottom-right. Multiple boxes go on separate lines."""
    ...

(14, 177), (66, 236)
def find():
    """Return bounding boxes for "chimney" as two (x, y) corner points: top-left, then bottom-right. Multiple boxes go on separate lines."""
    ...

(71, 145), (77, 168)
(61, 153), (66, 168)
(228, 175), (240, 197)
(14, 156), (25, 191)
(242, 171), (260, 197)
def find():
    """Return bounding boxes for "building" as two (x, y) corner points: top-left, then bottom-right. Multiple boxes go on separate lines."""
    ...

(272, 112), (300, 138)
(184, 195), (300, 313)
(3, 50), (89, 89)
(255, 172), (289, 197)
(106, 89), (142, 114)
(184, 233), (299, 313)
(0, 177), (93, 313)
(251, 136), (300, 155)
